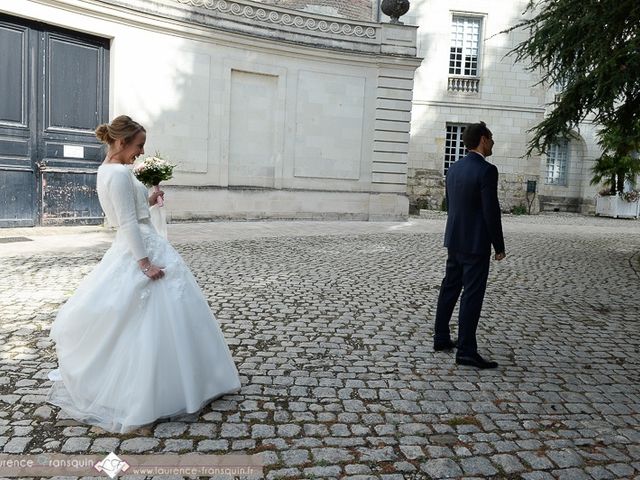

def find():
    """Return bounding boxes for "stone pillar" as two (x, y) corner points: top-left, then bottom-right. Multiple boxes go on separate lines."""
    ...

(368, 23), (419, 219)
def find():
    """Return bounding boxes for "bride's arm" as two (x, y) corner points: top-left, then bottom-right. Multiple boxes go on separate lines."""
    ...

(108, 171), (147, 261)
(108, 171), (163, 279)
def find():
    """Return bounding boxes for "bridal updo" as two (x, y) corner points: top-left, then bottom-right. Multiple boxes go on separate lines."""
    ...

(95, 115), (146, 145)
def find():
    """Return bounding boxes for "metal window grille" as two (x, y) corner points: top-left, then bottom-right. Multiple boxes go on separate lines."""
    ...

(545, 140), (569, 185)
(449, 16), (480, 76)
(444, 124), (467, 175)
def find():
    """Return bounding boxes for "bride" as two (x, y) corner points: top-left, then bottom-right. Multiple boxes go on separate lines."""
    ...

(47, 115), (241, 433)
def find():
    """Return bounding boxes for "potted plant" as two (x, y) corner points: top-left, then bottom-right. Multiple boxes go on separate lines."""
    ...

(591, 124), (640, 218)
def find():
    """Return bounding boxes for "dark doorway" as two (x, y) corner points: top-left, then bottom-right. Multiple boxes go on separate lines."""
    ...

(0, 14), (109, 227)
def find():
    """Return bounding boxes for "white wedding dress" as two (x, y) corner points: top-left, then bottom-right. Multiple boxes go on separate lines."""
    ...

(47, 163), (241, 434)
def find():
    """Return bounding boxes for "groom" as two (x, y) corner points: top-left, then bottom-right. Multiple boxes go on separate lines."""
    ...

(433, 121), (506, 369)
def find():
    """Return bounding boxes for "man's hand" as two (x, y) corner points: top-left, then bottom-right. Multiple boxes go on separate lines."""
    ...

(494, 252), (506, 261)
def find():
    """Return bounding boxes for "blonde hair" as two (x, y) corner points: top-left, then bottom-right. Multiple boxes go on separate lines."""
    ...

(95, 115), (145, 145)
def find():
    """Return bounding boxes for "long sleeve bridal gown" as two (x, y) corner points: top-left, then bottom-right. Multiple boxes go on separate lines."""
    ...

(47, 163), (241, 433)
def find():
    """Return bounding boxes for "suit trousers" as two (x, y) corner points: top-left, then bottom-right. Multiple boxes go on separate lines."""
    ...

(434, 249), (490, 357)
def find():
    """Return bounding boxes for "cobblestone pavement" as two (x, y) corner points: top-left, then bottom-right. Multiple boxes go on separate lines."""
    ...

(1, 214), (639, 479)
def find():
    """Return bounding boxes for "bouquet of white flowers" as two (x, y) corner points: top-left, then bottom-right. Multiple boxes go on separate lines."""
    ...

(133, 155), (176, 207)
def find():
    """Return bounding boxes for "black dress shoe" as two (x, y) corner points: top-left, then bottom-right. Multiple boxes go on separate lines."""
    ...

(433, 339), (458, 351)
(455, 353), (498, 369)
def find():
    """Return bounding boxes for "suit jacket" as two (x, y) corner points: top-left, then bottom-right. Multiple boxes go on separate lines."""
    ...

(444, 151), (505, 256)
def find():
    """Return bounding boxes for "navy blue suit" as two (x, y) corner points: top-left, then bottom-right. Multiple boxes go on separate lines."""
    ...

(434, 151), (505, 357)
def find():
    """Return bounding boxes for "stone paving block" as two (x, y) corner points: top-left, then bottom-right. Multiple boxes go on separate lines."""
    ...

(426, 445), (454, 458)
(280, 448), (309, 466)
(547, 449), (584, 468)
(231, 439), (255, 450)
(33, 405), (53, 419)
(61, 437), (91, 453)
(90, 437), (120, 453)
(266, 467), (300, 479)
(196, 439), (229, 452)
(460, 456), (498, 476)
(399, 445), (424, 460)
(521, 473), (555, 480)
(606, 462), (636, 477)
(303, 465), (341, 477)
(494, 440), (519, 452)
(552, 468), (592, 480)
(490, 453), (526, 473)
(251, 424), (275, 439)
(262, 438), (288, 450)
(344, 464), (372, 475)
(188, 423), (216, 437)
(585, 465), (615, 480)
(3, 437), (32, 453)
(420, 458), (463, 478)
(220, 423), (249, 438)
(311, 447), (354, 463)
(357, 446), (397, 462)
(350, 425), (370, 436)
(153, 422), (188, 438)
(392, 461), (415, 473)
(259, 450), (279, 466)
(303, 424), (329, 436)
(162, 439), (193, 452)
(120, 438), (159, 453)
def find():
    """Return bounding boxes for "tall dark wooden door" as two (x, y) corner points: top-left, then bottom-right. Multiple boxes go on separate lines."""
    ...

(0, 14), (109, 227)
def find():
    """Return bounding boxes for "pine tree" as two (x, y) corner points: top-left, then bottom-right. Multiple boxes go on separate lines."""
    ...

(505, 0), (640, 156)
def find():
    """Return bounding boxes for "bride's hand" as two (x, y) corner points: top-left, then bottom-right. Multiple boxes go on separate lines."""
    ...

(148, 190), (164, 206)
(138, 259), (165, 280)
(143, 264), (165, 280)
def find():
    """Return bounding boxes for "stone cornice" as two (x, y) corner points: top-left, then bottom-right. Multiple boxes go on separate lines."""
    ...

(11, 0), (419, 61)
(95, 0), (417, 58)
(175, 0), (378, 41)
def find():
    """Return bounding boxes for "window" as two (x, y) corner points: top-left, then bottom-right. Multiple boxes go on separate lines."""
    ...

(449, 16), (481, 77)
(553, 78), (567, 94)
(545, 140), (569, 185)
(553, 76), (567, 100)
(444, 124), (467, 175)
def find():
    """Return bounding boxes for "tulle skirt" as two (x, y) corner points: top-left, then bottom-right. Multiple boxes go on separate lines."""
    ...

(47, 220), (241, 433)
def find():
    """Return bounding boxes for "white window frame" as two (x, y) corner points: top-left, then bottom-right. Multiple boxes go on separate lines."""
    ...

(449, 15), (482, 78)
(444, 124), (467, 175)
(545, 140), (569, 186)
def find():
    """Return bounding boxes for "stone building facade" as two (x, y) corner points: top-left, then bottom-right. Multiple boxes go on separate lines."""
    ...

(2, 0), (622, 226)
(403, 0), (604, 214)
(0, 0), (420, 225)
(248, 0), (613, 215)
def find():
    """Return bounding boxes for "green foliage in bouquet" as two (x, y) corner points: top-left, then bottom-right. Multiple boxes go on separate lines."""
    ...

(133, 155), (176, 186)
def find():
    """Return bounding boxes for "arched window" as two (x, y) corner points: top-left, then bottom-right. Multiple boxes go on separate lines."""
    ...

(545, 139), (569, 185)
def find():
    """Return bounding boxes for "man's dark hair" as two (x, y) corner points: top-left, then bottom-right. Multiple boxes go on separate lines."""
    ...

(462, 121), (491, 150)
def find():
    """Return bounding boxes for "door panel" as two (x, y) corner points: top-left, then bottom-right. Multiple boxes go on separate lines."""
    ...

(0, 23), (26, 124)
(42, 171), (102, 224)
(39, 30), (109, 225)
(0, 18), (35, 226)
(47, 36), (101, 131)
